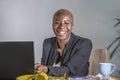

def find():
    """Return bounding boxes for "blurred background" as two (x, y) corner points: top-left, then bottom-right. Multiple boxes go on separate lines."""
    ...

(0, 0), (120, 76)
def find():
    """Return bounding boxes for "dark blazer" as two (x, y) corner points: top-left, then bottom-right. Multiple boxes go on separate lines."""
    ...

(41, 33), (92, 76)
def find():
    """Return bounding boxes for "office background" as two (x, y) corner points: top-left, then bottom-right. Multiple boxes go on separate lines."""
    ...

(0, 0), (120, 76)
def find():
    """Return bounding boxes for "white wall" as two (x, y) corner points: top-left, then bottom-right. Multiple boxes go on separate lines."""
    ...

(0, 0), (120, 76)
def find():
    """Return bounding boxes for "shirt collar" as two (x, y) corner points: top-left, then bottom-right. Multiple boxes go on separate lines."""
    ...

(54, 33), (75, 49)
(65, 33), (75, 48)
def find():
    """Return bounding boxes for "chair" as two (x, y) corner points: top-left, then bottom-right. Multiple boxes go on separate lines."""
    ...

(89, 48), (107, 76)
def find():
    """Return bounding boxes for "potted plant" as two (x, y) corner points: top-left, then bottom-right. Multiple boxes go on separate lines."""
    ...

(107, 18), (120, 59)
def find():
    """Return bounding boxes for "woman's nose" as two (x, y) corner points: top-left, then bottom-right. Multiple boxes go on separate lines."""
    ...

(58, 23), (65, 29)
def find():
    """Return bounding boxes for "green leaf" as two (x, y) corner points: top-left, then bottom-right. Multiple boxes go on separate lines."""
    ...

(110, 43), (120, 59)
(107, 37), (120, 49)
(114, 18), (120, 27)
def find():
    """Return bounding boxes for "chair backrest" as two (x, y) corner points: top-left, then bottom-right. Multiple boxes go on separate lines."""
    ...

(89, 48), (107, 76)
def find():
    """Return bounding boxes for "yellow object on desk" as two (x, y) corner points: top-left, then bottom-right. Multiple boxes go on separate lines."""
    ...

(16, 74), (34, 80)
(16, 72), (67, 80)
(16, 72), (48, 80)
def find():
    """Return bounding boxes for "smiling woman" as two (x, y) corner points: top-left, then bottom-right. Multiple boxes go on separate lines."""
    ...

(35, 9), (92, 77)
(52, 9), (73, 51)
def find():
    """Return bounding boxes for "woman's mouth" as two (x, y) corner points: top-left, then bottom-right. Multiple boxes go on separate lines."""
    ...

(57, 31), (66, 36)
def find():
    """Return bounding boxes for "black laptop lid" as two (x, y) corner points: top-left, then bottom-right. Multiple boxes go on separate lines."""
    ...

(0, 41), (34, 80)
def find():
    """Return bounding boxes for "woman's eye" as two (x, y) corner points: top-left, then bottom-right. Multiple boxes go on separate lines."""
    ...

(65, 22), (70, 25)
(54, 21), (60, 25)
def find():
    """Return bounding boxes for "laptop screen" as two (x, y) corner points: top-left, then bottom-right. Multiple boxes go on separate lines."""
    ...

(0, 41), (34, 80)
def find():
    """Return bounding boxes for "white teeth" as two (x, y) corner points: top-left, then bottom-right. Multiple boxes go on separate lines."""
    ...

(60, 31), (65, 34)
(58, 31), (65, 35)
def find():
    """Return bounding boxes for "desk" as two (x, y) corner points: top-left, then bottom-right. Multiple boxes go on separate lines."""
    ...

(87, 75), (120, 80)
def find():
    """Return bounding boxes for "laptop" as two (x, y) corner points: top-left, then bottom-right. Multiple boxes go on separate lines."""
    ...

(0, 41), (35, 80)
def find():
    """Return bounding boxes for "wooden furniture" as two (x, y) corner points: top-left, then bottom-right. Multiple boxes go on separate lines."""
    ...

(89, 48), (107, 76)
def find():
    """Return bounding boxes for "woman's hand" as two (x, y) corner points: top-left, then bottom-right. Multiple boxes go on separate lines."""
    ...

(35, 63), (48, 74)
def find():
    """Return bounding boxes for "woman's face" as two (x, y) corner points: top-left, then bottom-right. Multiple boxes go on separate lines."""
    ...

(53, 13), (73, 41)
